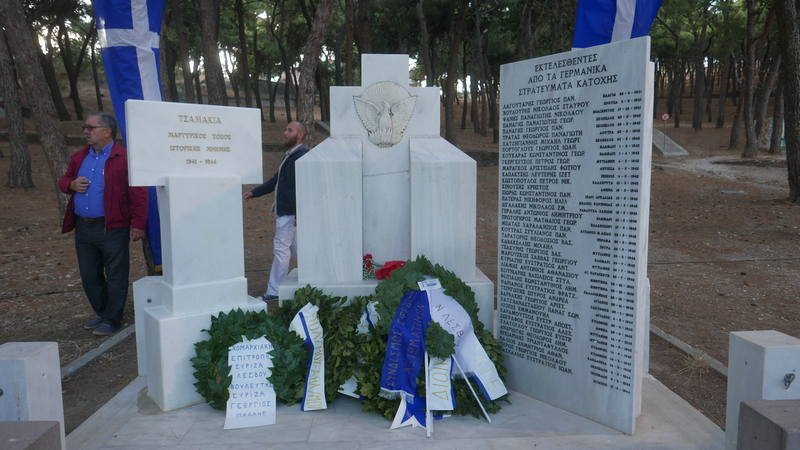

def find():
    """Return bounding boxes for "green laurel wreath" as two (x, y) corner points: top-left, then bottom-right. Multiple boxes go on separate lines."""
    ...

(192, 256), (508, 420)
(359, 255), (509, 419)
(191, 308), (308, 410)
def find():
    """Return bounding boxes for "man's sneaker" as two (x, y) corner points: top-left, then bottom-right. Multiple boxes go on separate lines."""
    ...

(82, 317), (103, 330)
(260, 294), (279, 302)
(92, 322), (118, 336)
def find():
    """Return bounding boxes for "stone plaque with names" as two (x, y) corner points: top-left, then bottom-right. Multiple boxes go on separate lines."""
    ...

(126, 99), (262, 186)
(497, 37), (653, 434)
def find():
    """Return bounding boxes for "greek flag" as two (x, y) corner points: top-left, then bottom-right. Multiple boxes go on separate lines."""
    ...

(572, 0), (662, 49)
(92, 0), (165, 265)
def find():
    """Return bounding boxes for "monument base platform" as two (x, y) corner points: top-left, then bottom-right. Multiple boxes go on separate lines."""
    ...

(133, 277), (265, 412)
(67, 374), (723, 449)
(278, 267), (495, 332)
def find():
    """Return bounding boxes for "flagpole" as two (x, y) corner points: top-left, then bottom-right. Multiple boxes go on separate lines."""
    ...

(453, 357), (492, 423)
(425, 351), (433, 437)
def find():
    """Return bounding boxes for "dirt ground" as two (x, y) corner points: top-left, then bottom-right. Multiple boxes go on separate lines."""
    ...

(0, 114), (798, 434)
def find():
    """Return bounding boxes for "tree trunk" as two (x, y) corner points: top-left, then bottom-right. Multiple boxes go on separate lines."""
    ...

(356, 0), (372, 53)
(768, 82), (784, 154)
(775, 0), (800, 201)
(705, 62), (714, 123)
(742, 0), (759, 157)
(224, 50), (241, 106)
(252, 24), (264, 121)
(194, 70), (204, 103)
(460, 44), (468, 129)
(730, 96), (744, 149)
(344, 0), (355, 85)
(235, 0), (252, 106)
(692, 52), (705, 130)
(443, 0), (469, 145)
(297, 0), (334, 140)
(198, 0), (228, 105)
(90, 36), (104, 111)
(754, 54), (781, 150)
(516, 0), (534, 59)
(173, 4), (195, 103)
(0, 0), (69, 214)
(164, 44), (180, 102)
(472, 0), (486, 135)
(668, 64), (683, 127)
(416, 0), (434, 86)
(38, 49), (71, 121)
(270, 81), (278, 122)
(0, 30), (34, 188)
(57, 20), (93, 120)
(315, 65), (330, 123)
(487, 76), (499, 143)
(716, 54), (732, 128)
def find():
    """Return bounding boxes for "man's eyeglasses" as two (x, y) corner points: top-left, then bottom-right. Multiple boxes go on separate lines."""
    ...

(82, 125), (105, 131)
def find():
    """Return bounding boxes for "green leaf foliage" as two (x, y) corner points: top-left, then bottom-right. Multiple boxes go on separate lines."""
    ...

(276, 286), (369, 403)
(191, 261), (507, 421)
(362, 255), (508, 419)
(191, 308), (307, 410)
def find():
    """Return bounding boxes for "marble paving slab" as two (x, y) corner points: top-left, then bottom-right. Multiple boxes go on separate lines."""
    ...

(67, 374), (722, 449)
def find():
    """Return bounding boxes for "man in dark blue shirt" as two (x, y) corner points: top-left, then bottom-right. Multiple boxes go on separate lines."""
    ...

(244, 121), (309, 301)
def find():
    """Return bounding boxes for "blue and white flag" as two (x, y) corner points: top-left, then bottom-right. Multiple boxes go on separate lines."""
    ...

(572, 0), (662, 49)
(92, 0), (165, 265)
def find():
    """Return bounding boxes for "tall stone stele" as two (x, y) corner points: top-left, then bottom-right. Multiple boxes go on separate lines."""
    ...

(127, 100), (265, 411)
(280, 54), (494, 329)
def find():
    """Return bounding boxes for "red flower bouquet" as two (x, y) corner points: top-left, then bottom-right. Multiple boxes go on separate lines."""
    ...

(375, 260), (405, 280)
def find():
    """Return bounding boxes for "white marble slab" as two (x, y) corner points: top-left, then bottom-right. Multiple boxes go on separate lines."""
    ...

(410, 137), (476, 281)
(143, 299), (265, 411)
(126, 100), (262, 187)
(497, 37), (654, 434)
(67, 375), (724, 449)
(362, 170), (411, 264)
(295, 138), (363, 284)
(156, 175), (247, 312)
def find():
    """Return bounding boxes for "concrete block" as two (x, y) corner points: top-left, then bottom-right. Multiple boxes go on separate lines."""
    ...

(0, 343), (64, 449)
(737, 399), (800, 450)
(0, 421), (62, 450)
(726, 331), (800, 450)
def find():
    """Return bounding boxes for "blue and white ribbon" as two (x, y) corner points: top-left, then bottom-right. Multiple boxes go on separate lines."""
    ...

(289, 303), (327, 411)
(390, 396), (427, 429)
(427, 288), (507, 401)
(380, 290), (430, 404)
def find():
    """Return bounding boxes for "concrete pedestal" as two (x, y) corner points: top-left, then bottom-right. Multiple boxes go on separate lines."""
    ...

(737, 399), (800, 450)
(725, 331), (800, 449)
(0, 343), (65, 449)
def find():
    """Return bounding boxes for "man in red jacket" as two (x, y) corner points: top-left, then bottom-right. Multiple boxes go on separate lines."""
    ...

(58, 112), (147, 336)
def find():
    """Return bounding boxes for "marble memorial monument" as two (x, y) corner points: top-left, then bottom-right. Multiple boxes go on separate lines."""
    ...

(127, 100), (266, 411)
(279, 54), (494, 330)
(497, 37), (654, 434)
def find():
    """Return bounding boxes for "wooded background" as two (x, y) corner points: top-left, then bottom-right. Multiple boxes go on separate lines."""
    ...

(0, 0), (799, 202)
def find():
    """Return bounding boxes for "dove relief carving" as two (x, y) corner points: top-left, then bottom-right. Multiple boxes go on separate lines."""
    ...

(353, 81), (417, 148)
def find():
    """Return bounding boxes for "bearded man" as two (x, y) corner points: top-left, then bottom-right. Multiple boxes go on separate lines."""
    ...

(244, 121), (309, 301)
